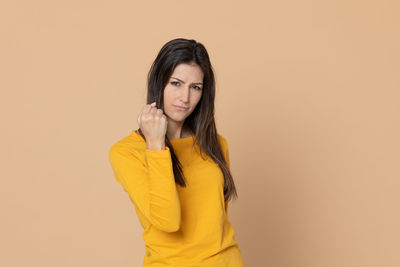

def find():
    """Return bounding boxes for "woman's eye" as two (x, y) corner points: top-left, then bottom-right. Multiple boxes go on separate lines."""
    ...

(171, 81), (201, 90)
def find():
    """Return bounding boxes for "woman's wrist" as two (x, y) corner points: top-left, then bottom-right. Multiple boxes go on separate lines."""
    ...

(146, 140), (165, 151)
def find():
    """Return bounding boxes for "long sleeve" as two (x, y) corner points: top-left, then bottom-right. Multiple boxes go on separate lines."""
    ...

(109, 144), (181, 232)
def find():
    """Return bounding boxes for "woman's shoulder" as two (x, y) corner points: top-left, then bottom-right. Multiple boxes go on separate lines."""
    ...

(217, 133), (229, 148)
(109, 129), (146, 156)
(217, 132), (227, 142)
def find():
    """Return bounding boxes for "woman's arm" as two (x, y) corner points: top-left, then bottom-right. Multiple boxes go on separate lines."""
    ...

(109, 144), (181, 232)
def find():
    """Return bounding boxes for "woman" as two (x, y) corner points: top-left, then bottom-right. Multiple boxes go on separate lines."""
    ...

(109, 38), (244, 266)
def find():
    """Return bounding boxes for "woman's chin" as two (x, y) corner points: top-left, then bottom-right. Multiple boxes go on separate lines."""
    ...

(165, 110), (190, 121)
(166, 114), (187, 123)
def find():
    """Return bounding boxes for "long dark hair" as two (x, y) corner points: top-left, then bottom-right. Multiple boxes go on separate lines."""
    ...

(137, 38), (238, 203)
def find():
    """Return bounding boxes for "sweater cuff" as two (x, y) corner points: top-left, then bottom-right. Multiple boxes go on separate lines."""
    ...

(145, 146), (171, 157)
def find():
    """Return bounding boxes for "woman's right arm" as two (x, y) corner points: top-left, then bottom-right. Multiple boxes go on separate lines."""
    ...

(109, 143), (181, 232)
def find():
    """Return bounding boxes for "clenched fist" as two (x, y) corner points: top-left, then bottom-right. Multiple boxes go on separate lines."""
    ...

(137, 102), (168, 150)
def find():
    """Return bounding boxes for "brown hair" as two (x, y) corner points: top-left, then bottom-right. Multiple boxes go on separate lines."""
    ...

(138, 38), (238, 203)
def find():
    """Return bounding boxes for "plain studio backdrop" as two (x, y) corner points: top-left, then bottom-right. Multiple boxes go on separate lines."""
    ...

(1, 1), (399, 266)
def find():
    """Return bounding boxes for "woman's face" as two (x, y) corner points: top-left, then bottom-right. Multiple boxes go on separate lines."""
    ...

(163, 62), (204, 124)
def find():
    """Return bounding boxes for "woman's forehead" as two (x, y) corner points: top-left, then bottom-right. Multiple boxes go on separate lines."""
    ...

(170, 63), (204, 81)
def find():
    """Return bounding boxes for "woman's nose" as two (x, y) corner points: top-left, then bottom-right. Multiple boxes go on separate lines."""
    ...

(180, 87), (190, 102)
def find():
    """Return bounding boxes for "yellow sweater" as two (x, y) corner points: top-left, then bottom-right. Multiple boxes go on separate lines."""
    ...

(109, 130), (244, 267)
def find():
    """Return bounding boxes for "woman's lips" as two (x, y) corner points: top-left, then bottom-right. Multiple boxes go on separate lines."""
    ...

(174, 105), (189, 110)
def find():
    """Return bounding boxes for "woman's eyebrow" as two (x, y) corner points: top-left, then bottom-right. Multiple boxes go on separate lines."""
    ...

(171, 76), (203, 85)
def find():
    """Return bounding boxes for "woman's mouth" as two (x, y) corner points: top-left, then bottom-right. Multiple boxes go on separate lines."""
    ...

(174, 105), (189, 110)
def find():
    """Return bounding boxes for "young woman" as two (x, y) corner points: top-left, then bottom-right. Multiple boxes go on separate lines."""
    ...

(109, 38), (244, 266)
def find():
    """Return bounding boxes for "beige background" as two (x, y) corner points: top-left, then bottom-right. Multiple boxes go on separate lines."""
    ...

(1, 1), (399, 266)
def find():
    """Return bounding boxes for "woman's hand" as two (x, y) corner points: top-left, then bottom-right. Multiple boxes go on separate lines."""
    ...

(137, 102), (167, 150)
